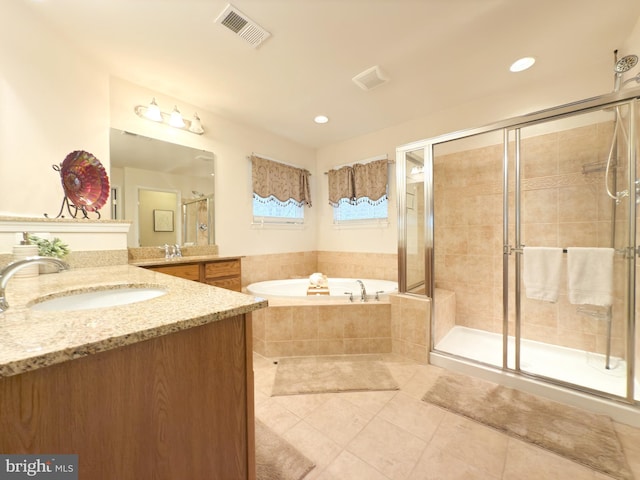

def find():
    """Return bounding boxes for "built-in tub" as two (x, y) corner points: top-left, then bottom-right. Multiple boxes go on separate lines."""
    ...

(246, 278), (398, 302)
(247, 278), (397, 358)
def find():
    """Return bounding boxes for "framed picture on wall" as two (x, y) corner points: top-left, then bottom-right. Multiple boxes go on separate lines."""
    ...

(153, 209), (174, 232)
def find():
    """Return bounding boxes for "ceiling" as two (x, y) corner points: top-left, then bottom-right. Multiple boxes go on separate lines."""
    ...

(24, 0), (640, 149)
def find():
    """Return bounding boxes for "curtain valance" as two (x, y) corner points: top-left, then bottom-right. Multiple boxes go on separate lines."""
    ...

(251, 155), (312, 207)
(327, 159), (388, 206)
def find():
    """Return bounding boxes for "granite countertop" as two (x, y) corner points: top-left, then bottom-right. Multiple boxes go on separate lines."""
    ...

(130, 254), (242, 267)
(0, 265), (267, 377)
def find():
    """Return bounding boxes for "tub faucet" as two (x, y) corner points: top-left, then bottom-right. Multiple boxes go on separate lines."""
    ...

(356, 280), (367, 302)
(0, 256), (69, 313)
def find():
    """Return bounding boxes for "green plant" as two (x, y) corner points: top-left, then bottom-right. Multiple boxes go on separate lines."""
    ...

(28, 234), (70, 259)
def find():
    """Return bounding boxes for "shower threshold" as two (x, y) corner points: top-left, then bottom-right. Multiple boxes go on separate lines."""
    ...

(433, 326), (640, 426)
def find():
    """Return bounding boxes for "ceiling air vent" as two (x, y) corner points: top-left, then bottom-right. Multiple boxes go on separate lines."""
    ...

(215, 4), (271, 48)
(352, 66), (389, 91)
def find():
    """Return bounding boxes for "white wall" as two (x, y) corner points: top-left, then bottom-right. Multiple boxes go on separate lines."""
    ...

(0, 2), (316, 257)
(109, 78), (317, 256)
(0, 2), (110, 219)
(314, 15), (640, 254)
(3, 2), (640, 258)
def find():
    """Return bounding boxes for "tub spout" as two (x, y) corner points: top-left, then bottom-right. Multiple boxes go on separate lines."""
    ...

(356, 280), (367, 302)
(0, 256), (69, 312)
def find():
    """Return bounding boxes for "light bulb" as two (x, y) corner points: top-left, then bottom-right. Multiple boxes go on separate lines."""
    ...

(169, 106), (185, 128)
(145, 98), (162, 122)
(189, 113), (204, 134)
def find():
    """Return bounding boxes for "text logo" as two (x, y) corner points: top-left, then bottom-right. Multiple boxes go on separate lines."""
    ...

(0, 455), (77, 479)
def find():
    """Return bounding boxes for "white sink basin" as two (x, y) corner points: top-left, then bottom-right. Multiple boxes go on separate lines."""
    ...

(30, 287), (167, 312)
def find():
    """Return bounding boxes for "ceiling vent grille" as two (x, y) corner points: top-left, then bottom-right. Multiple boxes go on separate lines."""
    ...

(352, 66), (389, 91)
(215, 4), (271, 48)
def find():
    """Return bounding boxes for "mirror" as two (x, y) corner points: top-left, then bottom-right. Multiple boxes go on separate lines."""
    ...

(109, 129), (215, 247)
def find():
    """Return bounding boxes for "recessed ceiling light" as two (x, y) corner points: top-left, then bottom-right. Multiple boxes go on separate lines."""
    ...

(314, 115), (329, 124)
(510, 56), (536, 72)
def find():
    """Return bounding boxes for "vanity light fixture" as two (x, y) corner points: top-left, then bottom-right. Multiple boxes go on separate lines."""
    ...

(134, 98), (205, 135)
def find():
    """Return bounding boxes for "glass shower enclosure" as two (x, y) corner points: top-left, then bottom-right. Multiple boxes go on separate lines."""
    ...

(397, 88), (640, 405)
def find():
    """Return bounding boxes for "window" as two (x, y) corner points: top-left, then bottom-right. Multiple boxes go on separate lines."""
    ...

(253, 195), (304, 222)
(251, 155), (311, 224)
(327, 157), (389, 224)
(332, 196), (388, 222)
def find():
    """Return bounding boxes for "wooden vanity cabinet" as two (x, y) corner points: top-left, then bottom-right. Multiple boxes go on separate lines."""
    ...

(204, 260), (241, 291)
(144, 258), (242, 291)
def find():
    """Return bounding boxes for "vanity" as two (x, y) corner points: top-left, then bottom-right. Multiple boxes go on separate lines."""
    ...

(0, 264), (266, 479)
(132, 255), (243, 291)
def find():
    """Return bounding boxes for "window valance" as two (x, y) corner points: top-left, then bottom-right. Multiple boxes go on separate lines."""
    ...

(251, 155), (312, 207)
(327, 158), (388, 207)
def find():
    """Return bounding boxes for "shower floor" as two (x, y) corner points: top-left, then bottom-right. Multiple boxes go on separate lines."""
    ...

(436, 325), (635, 399)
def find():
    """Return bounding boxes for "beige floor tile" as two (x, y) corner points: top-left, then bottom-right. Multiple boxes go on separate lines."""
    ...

(254, 398), (301, 435)
(337, 389), (397, 416)
(502, 438), (601, 480)
(377, 392), (446, 442)
(428, 412), (508, 478)
(282, 420), (342, 480)
(398, 364), (444, 400)
(273, 392), (332, 418)
(305, 396), (376, 447)
(316, 451), (390, 480)
(253, 387), (269, 407)
(384, 362), (421, 388)
(253, 354), (640, 480)
(407, 444), (500, 480)
(347, 416), (427, 480)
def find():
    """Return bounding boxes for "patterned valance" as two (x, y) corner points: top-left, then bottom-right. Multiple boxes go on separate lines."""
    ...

(327, 159), (388, 206)
(251, 155), (312, 207)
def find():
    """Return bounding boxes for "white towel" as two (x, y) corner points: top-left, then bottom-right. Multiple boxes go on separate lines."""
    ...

(523, 247), (563, 303)
(567, 247), (614, 307)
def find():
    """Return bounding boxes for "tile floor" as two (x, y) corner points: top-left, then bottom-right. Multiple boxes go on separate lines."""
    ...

(253, 353), (640, 480)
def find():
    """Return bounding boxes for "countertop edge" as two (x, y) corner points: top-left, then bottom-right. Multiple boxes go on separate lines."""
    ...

(0, 300), (266, 378)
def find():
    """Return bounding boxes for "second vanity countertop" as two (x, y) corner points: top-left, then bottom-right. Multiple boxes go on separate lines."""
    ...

(129, 254), (242, 268)
(0, 264), (267, 378)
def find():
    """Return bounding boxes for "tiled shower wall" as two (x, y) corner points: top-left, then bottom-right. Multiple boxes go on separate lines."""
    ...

(434, 120), (627, 356)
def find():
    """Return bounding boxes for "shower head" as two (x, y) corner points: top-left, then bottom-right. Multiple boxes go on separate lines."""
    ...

(614, 54), (638, 74)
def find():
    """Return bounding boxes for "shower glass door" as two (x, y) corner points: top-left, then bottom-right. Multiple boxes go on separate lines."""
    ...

(403, 92), (640, 404)
(430, 130), (506, 368)
(515, 103), (637, 400)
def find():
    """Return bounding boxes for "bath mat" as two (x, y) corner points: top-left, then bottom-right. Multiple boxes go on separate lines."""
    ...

(422, 371), (633, 480)
(271, 355), (399, 396)
(255, 418), (315, 480)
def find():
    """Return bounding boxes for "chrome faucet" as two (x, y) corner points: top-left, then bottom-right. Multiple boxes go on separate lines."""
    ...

(0, 256), (69, 312)
(356, 280), (367, 302)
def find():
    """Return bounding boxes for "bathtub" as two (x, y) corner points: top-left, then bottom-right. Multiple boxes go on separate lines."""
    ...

(246, 277), (397, 302)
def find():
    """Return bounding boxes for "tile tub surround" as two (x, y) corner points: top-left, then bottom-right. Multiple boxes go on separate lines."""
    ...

(241, 251), (397, 289)
(391, 294), (431, 364)
(0, 264), (267, 377)
(252, 299), (392, 358)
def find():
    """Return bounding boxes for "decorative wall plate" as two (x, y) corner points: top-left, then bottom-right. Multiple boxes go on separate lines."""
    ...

(58, 150), (110, 212)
